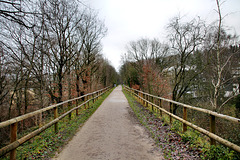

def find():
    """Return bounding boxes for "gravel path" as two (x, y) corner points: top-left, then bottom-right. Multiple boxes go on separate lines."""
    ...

(53, 86), (163, 160)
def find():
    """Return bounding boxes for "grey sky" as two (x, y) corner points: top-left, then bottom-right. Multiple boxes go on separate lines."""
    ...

(86, 0), (240, 71)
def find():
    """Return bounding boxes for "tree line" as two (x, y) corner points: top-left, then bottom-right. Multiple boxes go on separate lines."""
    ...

(120, 0), (240, 115)
(0, 0), (119, 124)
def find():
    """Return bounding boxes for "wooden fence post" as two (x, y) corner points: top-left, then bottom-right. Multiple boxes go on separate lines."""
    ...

(137, 92), (139, 101)
(139, 92), (141, 103)
(138, 91), (140, 99)
(39, 112), (42, 128)
(143, 93), (145, 106)
(140, 92), (141, 103)
(183, 107), (187, 132)
(210, 115), (216, 145)
(10, 122), (17, 160)
(146, 95), (148, 108)
(84, 96), (87, 109)
(54, 107), (58, 133)
(92, 94), (94, 104)
(151, 96), (154, 112)
(159, 99), (162, 117)
(76, 100), (78, 116)
(137, 91), (139, 101)
(143, 93), (146, 106)
(88, 95), (90, 107)
(68, 102), (72, 120)
(169, 102), (172, 124)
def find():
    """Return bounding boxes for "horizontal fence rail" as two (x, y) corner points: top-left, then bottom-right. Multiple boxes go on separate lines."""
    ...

(0, 86), (111, 159)
(123, 85), (240, 153)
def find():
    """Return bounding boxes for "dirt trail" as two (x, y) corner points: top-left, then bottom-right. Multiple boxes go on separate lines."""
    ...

(53, 86), (163, 160)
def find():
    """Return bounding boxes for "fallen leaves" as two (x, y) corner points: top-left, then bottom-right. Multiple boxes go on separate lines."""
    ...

(132, 100), (202, 159)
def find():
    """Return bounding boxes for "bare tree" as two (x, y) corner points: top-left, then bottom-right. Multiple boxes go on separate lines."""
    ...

(98, 59), (119, 87)
(40, 0), (85, 104)
(0, 44), (10, 106)
(208, 0), (240, 111)
(77, 11), (107, 94)
(127, 38), (168, 70)
(0, 0), (112, 146)
(0, 0), (37, 28)
(126, 38), (169, 92)
(167, 16), (206, 114)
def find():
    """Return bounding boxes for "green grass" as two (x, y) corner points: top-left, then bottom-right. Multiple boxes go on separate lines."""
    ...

(2, 88), (114, 160)
(123, 90), (201, 159)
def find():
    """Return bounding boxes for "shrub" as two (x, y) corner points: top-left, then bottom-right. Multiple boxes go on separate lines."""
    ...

(201, 145), (240, 160)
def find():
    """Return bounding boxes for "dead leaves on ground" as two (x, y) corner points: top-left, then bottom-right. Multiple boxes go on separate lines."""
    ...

(134, 102), (201, 159)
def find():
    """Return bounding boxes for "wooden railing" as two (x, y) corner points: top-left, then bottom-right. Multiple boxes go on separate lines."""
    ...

(0, 86), (111, 159)
(123, 85), (240, 153)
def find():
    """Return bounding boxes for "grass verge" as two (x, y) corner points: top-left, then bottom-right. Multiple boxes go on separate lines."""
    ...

(123, 89), (202, 159)
(2, 88), (114, 160)
(123, 88), (240, 160)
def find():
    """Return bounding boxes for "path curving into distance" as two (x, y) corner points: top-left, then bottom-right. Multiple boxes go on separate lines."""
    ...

(53, 86), (163, 160)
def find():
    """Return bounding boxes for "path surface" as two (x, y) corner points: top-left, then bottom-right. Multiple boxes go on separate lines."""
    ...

(53, 86), (163, 160)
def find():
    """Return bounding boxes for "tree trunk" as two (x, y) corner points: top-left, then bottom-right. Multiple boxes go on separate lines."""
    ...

(24, 77), (29, 130)
(76, 74), (80, 97)
(68, 62), (72, 112)
(24, 78), (29, 114)
(172, 90), (178, 115)
(173, 103), (178, 115)
(57, 65), (63, 110)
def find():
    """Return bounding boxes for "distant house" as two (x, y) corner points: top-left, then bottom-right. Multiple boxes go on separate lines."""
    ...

(225, 65), (240, 97)
(163, 64), (239, 98)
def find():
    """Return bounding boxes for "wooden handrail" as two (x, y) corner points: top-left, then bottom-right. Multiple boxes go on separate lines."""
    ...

(123, 85), (240, 153)
(125, 86), (240, 124)
(0, 87), (109, 128)
(0, 86), (111, 159)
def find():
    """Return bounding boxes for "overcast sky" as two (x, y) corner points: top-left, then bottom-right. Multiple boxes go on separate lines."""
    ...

(85, 0), (240, 71)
